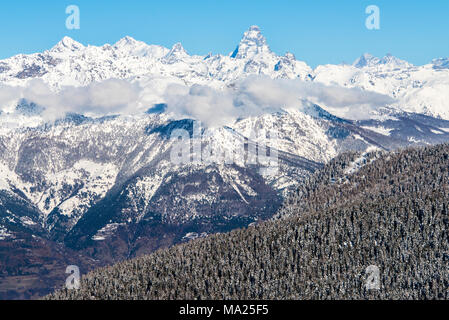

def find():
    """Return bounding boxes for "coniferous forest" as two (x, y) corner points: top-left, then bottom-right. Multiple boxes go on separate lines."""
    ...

(48, 144), (449, 300)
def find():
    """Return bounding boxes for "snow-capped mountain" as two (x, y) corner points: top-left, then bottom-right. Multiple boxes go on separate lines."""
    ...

(2, 102), (449, 249)
(0, 25), (313, 91)
(315, 53), (449, 119)
(352, 53), (412, 69)
(1, 25), (449, 299)
(1, 25), (447, 119)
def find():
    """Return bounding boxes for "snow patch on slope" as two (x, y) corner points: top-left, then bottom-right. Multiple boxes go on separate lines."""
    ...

(0, 226), (13, 240)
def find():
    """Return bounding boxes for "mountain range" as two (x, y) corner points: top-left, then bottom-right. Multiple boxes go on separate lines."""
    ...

(1, 25), (449, 299)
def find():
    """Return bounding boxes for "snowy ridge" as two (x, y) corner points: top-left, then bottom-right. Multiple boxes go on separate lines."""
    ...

(315, 53), (449, 119)
(0, 25), (313, 91)
(0, 26), (447, 121)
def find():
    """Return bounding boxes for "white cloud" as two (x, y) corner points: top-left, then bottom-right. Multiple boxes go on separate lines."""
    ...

(0, 85), (23, 112)
(163, 84), (240, 127)
(0, 79), (142, 120)
(0, 76), (395, 125)
(162, 76), (395, 125)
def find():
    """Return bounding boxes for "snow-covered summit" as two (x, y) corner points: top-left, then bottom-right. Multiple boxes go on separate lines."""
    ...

(230, 25), (271, 59)
(110, 36), (169, 59)
(50, 36), (84, 53)
(353, 53), (411, 69)
(432, 58), (449, 70)
(114, 36), (140, 48)
(163, 42), (189, 64)
(353, 53), (381, 68)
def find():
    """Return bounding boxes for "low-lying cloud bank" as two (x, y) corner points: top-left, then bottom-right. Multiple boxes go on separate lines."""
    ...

(164, 76), (395, 126)
(0, 76), (395, 126)
(0, 79), (142, 120)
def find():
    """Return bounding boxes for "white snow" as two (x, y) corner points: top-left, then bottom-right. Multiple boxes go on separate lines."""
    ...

(362, 126), (393, 136)
(314, 55), (449, 120)
(344, 148), (381, 176)
(0, 226), (13, 240)
(430, 129), (444, 135)
(182, 232), (207, 241)
(92, 223), (124, 241)
(20, 216), (36, 226)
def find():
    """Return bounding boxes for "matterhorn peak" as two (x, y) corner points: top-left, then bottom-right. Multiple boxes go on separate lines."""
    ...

(230, 25), (271, 59)
(50, 36), (84, 53)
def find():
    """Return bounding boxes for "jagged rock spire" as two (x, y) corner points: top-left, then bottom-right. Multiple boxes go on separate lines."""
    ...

(163, 42), (188, 63)
(230, 25), (271, 59)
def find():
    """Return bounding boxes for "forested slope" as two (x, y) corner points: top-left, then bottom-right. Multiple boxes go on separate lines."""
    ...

(48, 144), (449, 299)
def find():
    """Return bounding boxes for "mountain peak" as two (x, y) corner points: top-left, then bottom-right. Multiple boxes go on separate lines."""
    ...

(51, 36), (84, 52)
(114, 36), (139, 48)
(353, 53), (412, 68)
(352, 53), (380, 68)
(112, 36), (170, 58)
(432, 57), (449, 70)
(170, 42), (187, 54)
(284, 52), (296, 60)
(230, 25), (271, 59)
(163, 42), (188, 63)
(379, 54), (412, 67)
(248, 25), (261, 32)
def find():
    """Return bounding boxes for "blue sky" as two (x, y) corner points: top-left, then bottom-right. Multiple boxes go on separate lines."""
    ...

(0, 0), (447, 67)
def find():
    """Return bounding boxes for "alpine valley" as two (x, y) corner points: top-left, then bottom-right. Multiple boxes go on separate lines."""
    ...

(1, 26), (449, 299)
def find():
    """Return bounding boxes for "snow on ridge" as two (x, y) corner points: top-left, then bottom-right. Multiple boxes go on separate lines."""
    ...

(344, 147), (381, 176)
(361, 125), (393, 136)
(0, 226), (13, 240)
(92, 223), (125, 241)
(1, 157), (119, 220)
(43, 160), (119, 218)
